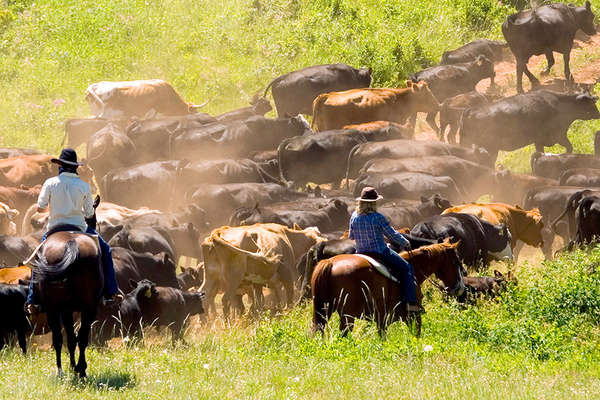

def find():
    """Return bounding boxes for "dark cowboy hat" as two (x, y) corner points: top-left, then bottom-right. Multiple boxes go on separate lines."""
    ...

(51, 148), (83, 167)
(356, 186), (383, 202)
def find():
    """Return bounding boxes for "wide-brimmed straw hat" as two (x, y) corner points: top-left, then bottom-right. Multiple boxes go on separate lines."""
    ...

(51, 148), (83, 167)
(356, 186), (383, 202)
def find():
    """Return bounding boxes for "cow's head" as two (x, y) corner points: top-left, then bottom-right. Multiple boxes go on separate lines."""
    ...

(129, 278), (158, 302)
(420, 194), (452, 214)
(358, 67), (372, 87)
(571, 91), (600, 120)
(406, 80), (440, 113)
(572, 1), (596, 36)
(250, 96), (273, 115)
(474, 54), (495, 80)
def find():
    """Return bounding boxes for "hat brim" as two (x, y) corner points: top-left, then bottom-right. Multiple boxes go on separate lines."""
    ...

(51, 158), (83, 167)
(356, 195), (383, 202)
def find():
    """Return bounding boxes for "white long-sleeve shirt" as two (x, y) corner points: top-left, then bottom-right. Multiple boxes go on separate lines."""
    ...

(37, 172), (94, 232)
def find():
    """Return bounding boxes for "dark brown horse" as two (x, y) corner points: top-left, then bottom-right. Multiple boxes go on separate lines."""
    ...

(30, 196), (102, 378)
(311, 240), (465, 337)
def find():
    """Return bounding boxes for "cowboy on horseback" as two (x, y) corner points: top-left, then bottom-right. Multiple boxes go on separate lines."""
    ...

(25, 148), (118, 314)
(349, 187), (424, 313)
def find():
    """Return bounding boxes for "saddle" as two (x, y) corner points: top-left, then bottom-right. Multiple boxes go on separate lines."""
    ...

(354, 253), (401, 284)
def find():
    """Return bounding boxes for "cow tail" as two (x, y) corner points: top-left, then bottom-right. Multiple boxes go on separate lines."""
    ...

(311, 258), (333, 333)
(551, 192), (581, 234)
(262, 77), (279, 98)
(101, 171), (111, 203)
(457, 107), (470, 145)
(345, 143), (362, 191)
(311, 94), (328, 132)
(530, 151), (543, 176)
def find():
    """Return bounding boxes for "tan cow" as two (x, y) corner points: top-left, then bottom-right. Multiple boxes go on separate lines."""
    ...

(0, 266), (31, 284)
(311, 81), (440, 132)
(0, 202), (19, 235)
(442, 202), (544, 259)
(201, 223), (326, 317)
(85, 79), (205, 119)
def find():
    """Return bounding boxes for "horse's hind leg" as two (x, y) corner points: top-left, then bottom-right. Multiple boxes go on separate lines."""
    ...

(75, 311), (95, 378)
(61, 312), (77, 369)
(47, 312), (64, 376)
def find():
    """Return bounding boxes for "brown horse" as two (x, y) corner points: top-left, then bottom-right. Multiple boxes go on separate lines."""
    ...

(30, 196), (103, 378)
(311, 240), (465, 337)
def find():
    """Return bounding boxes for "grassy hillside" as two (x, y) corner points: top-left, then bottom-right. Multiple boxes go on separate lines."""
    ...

(0, 0), (517, 151)
(2, 247), (600, 399)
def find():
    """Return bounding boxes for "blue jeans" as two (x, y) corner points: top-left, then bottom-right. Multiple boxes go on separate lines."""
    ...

(378, 247), (418, 304)
(26, 226), (118, 304)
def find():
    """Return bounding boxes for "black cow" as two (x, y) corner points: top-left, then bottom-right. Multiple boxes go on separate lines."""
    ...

(64, 118), (129, 148)
(125, 114), (217, 162)
(439, 91), (490, 143)
(86, 123), (137, 181)
(0, 283), (29, 353)
(531, 152), (600, 179)
(410, 55), (495, 133)
(228, 198), (349, 233)
(378, 194), (452, 228)
(101, 279), (205, 343)
(460, 90), (600, 164)
(502, 2), (596, 93)
(215, 97), (272, 123)
(112, 247), (180, 290)
(573, 195), (600, 246)
(109, 223), (200, 261)
(278, 126), (404, 186)
(521, 185), (586, 259)
(441, 39), (508, 67)
(186, 183), (307, 226)
(490, 168), (558, 204)
(353, 172), (463, 203)
(177, 265), (204, 290)
(355, 155), (493, 199)
(410, 213), (513, 269)
(550, 189), (600, 242)
(559, 168), (600, 187)
(263, 64), (371, 117)
(102, 159), (281, 210)
(345, 139), (492, 181)
(170, 116), (310, 160)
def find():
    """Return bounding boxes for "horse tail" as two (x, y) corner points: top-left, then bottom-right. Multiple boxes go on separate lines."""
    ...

(311, 258), (333, 333)
(31, 239), (80, 282)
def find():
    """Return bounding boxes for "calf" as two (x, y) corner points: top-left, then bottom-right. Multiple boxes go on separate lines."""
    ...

(502, 2), (596, 93)
(410, 55), (495, 133)
(177, 265), (204, 290)
(573, 195), (600, 246)
(0, 283), (29, 353)
(264, 63), (371, 117)
(531, 152), (600, 180)
(120, 279), (205, 342)
(457, 270), (513, 303)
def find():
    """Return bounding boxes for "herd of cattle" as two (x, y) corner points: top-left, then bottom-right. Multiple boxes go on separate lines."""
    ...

(3, 2), (600, 349)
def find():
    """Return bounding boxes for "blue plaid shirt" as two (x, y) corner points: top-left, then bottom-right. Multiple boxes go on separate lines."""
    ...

(349, 211), (410, 254)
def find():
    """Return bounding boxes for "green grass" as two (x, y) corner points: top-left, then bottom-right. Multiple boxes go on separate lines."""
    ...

(3, 246), (600, 399)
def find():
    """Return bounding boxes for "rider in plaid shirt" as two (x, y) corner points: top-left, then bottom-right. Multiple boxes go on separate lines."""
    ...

(349, 187), (423, 312)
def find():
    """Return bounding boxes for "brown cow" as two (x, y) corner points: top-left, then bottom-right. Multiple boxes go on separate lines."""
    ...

(311, 81), (440, 132)
(0, 202), (19, 236)
(442, 202), (543, 263)
(85, 79), (204, 119)
(0, 185), (41, 232)
(342, 121), (413, 139)
(0, 266), (31, 284)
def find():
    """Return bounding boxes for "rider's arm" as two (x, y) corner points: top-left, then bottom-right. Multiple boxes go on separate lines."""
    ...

(378, 214), (410, 250)
(37, 181), (50, 211)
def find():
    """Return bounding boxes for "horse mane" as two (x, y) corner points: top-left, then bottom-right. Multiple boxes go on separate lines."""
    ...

(31, 239), (80, 282)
